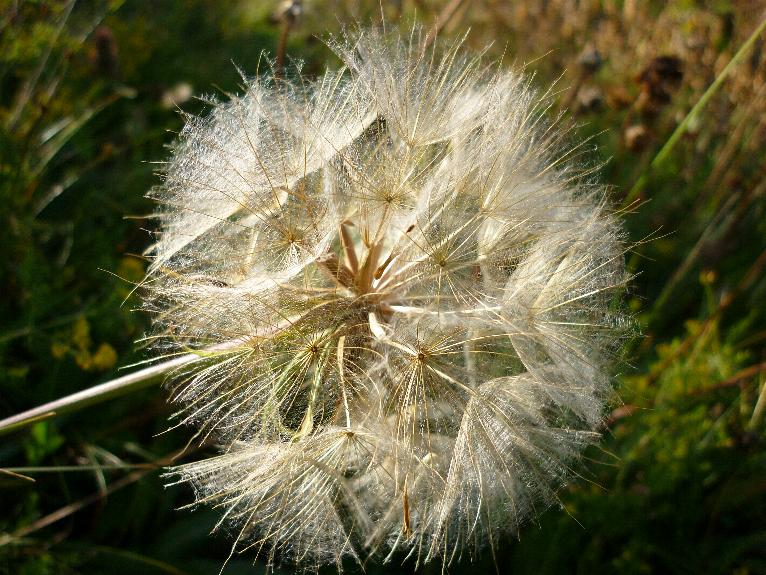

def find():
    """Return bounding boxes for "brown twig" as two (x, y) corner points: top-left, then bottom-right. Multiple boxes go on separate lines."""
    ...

(0, 447), (196, 546)
(275, 1), (302, 78)
(421, 0), (471, 52)
(689, 362), (766, 396)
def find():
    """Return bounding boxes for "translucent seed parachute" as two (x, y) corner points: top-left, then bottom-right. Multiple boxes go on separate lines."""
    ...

(142, 26), (630, 571)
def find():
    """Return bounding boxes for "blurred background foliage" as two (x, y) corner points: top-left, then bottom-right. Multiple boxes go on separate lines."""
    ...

(1, 1), (765, 573)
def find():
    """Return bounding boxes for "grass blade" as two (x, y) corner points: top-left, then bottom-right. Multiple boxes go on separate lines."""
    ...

(622, 16), (766, 208)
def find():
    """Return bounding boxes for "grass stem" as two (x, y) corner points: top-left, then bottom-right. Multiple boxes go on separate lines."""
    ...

(622, 16), (766, 208)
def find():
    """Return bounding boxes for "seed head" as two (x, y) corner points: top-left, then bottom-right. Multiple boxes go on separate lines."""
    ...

(144, 27), (629, 571)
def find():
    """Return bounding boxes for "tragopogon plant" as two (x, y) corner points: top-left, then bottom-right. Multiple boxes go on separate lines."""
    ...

(142, 27), (629, 571)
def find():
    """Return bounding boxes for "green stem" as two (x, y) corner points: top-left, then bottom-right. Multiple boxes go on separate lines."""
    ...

(622, 16), (766, 208)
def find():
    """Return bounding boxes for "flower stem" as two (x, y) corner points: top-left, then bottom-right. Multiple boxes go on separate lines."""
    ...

(0, 354), (198, 436)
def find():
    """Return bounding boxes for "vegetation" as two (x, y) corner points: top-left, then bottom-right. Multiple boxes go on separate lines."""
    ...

(1, 1), (765, 573)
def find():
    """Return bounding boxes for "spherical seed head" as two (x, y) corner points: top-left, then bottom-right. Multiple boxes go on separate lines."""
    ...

(146, 27), (630, 571)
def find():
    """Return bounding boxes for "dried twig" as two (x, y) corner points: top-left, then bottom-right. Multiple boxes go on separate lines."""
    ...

(0, 448), (193, 546)
(421, 0), (471, 51)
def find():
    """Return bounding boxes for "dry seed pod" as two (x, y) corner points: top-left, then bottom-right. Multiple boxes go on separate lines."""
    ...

(145, 26), (630, 572)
